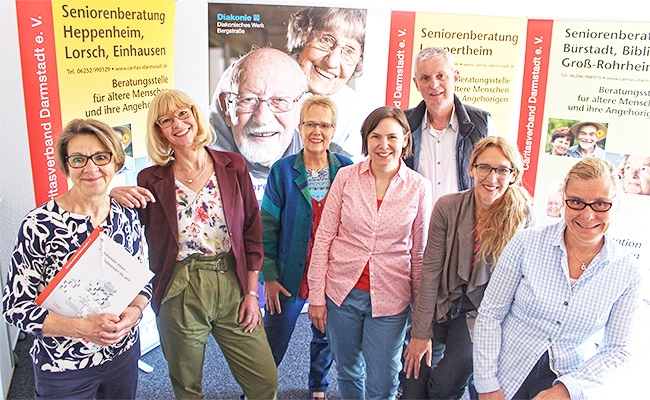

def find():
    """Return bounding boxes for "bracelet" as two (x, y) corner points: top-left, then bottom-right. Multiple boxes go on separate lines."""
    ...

(129, 304), (144, 324)
(245, 290), (260, 299)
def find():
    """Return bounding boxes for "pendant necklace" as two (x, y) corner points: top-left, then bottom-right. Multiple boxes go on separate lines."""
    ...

(308, 157), (328, 178)
(175, 154), (207, 184)
(565, 241), (600, 271)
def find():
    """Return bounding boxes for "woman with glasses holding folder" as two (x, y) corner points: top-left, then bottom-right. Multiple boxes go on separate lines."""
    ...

(3, 118), (151, 399)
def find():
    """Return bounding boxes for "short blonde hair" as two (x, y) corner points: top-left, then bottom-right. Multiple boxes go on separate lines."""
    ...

(146, 89), (214, 166)
(55, 118), (125, 176)
(300, 95), (338, 124)
(563, 157), (621, 195)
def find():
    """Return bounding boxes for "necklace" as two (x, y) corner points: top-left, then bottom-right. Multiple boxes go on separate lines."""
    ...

(175, 154), (207, 183)
(307, 157), (328, 178)
(565, 241), (600, 271)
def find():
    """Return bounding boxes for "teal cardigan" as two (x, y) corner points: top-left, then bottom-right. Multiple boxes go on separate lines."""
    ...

(260, 150), (353, 302)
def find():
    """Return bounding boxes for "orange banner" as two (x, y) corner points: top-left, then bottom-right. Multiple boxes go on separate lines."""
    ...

(16, 0), (66, 205)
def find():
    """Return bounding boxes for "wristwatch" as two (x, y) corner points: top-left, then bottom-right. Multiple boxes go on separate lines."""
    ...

(245, 290), (259, 299)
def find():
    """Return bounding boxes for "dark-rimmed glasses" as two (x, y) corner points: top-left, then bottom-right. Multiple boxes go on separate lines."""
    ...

(66, 152), (113, 169)
(474, 164), (514, 178)
(311, 32), (362, 65)
(564, 198), (613, 212)
(157, 106), (193, 128)
(226, 92), (305, 114)
(301, 121), (335, 132)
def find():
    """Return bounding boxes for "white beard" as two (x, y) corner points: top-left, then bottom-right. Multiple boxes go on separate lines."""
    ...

(237, 134), (286, 166)
(579, 141), (594, 150)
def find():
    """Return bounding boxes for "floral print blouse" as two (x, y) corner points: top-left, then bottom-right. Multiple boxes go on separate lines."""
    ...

(175, 172), (231, 260)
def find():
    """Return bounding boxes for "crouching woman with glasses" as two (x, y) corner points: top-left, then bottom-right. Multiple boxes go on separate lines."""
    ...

(473, 157), (644, 400)
(402, 136), (534, 399)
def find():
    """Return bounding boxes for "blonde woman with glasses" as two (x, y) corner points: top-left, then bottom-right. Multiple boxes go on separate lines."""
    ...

(112, 89), (277, 399)
(403, 136), (534, 399)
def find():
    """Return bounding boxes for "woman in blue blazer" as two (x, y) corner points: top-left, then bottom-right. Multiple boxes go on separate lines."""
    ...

(261, 95), (354, 400)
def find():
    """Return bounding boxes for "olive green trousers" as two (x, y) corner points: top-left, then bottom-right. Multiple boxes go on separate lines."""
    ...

(157, 252), (278, 399)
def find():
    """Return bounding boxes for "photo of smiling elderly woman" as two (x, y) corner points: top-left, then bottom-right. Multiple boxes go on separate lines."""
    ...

(208, 4), (370, 166)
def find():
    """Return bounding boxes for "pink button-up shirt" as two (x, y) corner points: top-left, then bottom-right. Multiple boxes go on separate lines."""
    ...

(308, 159), (432, 317)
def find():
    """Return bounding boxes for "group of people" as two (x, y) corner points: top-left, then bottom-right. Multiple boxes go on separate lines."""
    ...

(3, 39), (643, 400)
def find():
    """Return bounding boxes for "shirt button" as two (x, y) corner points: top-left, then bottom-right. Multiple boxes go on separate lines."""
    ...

(317, 203), (322, 207)
(548, 338), (552, 343)
(563, 301), (569, 306)
(556, 321), (561, 325)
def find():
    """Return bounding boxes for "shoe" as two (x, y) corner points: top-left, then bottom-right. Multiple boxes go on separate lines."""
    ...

(311, 392), (327, 400)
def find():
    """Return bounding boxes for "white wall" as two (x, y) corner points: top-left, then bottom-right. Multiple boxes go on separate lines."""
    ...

(0, 0), (645, 396)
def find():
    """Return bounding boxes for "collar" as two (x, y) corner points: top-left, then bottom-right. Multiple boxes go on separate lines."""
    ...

(423, 105), (458, 134)
(359, 157), (408, 183)
(552, 219), (612, 269)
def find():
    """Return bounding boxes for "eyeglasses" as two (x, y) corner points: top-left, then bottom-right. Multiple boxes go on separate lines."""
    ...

(157, 107), (193, 128)
(564, 198), (613, 212)
(226, 92), (305, 114)
(311, 33), (362, 65)
(66, 152), (113, 169)
(473, 164), (514, 178)
(301, 121), (335, 132)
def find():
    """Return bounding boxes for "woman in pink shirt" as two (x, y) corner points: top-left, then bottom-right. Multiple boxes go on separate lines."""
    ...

(308, 106), (433, 400)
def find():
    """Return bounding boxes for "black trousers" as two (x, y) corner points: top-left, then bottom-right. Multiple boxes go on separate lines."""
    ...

(511, 351), (557, 399)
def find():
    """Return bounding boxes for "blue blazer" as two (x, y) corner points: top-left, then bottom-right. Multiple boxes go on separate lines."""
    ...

(260, 150), (353, 302)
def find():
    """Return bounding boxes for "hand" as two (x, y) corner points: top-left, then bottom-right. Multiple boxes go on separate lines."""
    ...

(533, 383), (570, 400)
(479, 390), (506, 400)
(403, 338), (432, 379)
(99, 305), (142, 344)
(308, 304), (327, 333)
(238, 294), (262, 333)
(78, 313), (122, 346)
(110, 186), (156, 208)
(264, 280), (291, 315)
